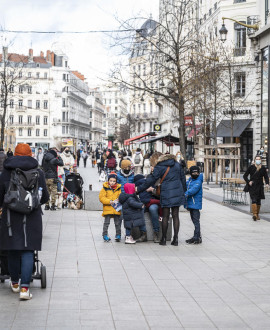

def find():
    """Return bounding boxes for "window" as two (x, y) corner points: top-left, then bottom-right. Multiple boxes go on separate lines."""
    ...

(143, 122), (146, 131)
(27, 115), (32, 124)
(44, 72), (48, 79)
(36, 129), (40, 136)
(36, 116), (40, 125)
(234, 22), (246, 56)
(19, 115), (23, 124)
(62, 98), (66, 107)
(36, 100), (40, 109)
(209, 8), (212, 16)
(204, 14), (207, 21)
(18, 100), (23, 108)
(19, 128), (23, 136)
(149, 121), (152, 131)
(150, 103), (153, 113)
(63, 73), (66, 81)
(115, 113), (118, 118)
(44, 129), (48, 136)
(10, 85), (14, 93)
(19, 86), (23, 94)
(266, 0), (269, 24)
(10, 99), (14, 108)
(235, 72), (246, 97)
(115, 99), (118, 104)
(36, 72), (40, 78)
(115, 106), (118, 111)
(143, 103), (146, 111)
(10, 115), (14, 124)
(65, 61), (68, 68)
(44, 116), (48, 125)
(138, 104), (141, 112)
(28, 72), (31, 78)
(28, 128), (32, 136)
(214, 2), (217, 10)
(62, 126), (66, 134)
(133, 104), (136, 112)
(90, 111), (92, 118)
(62, 112), (66, 122)
(27, 100), (32, 109)
(44, 100), (48, 109)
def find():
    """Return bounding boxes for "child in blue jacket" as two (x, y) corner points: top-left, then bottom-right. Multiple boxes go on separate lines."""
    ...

(185, 166), (203, 244)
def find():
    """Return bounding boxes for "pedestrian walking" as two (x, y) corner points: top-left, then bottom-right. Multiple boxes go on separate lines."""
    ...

(7, 148), (13, 158)
(91, 152), (96, 168)
(99, 172), (122, 242)
(119, 183), (147, 244)
(143, 153), (151, 176)
(185, 166), (203, 244)
(77, 149), (81, 167)
(243, 155), (269, 221)
(42, 149), (64, 210)
(81, 150), (88, 168)
(105, 150), (117, 177)
(35, 148), (44, 168)
(136, 153), (186, 246)
(61, 147), (75, 175)
(0, 143), (49, 300)
(134, 174), (162, 243)
(0, 148), (7, 175)
(133, 148), (144, 175)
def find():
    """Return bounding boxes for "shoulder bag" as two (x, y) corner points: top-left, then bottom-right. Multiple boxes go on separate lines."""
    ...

(156, 167), (170, 197)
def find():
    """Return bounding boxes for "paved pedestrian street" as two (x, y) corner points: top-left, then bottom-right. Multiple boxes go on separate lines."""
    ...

(1, 166), (270, 329)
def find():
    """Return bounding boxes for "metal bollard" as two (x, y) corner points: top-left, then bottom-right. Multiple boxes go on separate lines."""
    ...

(89, 184), (92, 191)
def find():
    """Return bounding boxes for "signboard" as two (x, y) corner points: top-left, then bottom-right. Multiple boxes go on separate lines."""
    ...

(185, 116), (193, 126)
(62, 138), (73, 147)
(153, 124), (162, 132)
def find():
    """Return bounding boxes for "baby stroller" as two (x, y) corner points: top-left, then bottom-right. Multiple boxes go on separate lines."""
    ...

(0, 251), (47, 288)
(63, 173), (84, 208)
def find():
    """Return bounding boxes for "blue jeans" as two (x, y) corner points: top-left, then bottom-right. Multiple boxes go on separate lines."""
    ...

(148, 204), (159, 233)
(189, 209), (201, 239)
(126, 224), (146, 236)
(8, 250), (34, 287)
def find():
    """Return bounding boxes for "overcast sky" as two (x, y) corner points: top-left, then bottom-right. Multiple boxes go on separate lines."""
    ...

(0, 0), (159, 86)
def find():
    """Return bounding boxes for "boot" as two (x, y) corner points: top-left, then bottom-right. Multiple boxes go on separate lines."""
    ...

(50, 204), (57, 211)
(251, 204), (257, 221)
(159, 236), (166, 246)
(136, 231), (147, 243)
(257, 205), (261, 220)
(171, 235), (178, 246)
(153, 232), (160, 243)
(44, 205), (50, 210)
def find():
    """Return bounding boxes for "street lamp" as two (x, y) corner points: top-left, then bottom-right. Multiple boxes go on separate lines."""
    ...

(219, 22), (228, 43)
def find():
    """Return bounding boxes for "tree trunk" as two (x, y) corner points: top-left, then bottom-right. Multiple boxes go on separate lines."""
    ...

(178, 99), (186, 160)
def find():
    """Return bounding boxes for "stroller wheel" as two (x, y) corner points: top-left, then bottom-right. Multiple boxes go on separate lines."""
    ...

(41, 265), (46, 289)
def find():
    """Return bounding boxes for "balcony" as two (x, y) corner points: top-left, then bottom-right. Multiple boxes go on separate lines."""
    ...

(10, 122), (36, 128)
(234, 47), (246, 57)
(15, 106), (27, 112)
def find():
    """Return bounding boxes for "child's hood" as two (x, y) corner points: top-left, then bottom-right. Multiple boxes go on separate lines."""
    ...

(124, 183), (136, 194)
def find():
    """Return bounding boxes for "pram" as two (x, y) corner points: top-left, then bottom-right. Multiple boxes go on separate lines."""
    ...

(62, 173), (84, 208)
(0, 251), (47, 288)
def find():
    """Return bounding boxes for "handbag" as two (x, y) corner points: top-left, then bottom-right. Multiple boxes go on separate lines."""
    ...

(156, 167), (170, 197)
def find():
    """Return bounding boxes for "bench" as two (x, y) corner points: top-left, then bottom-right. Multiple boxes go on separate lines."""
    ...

(84, 191), (103, 211)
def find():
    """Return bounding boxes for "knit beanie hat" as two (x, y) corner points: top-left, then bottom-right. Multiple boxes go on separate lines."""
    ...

(121, 159), (131, 169)
(189, 166), (200, 174)
(108, 172), (117, 181)
(14, 143), (32, 157)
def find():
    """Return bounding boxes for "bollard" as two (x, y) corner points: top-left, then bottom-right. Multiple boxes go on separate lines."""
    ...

(89, 184), (92, 191)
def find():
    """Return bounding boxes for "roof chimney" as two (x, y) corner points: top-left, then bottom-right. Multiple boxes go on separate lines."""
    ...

(46, 50), (51, 62)
(29, 49), (33, 62)
(40, 51), (44, 58)
(51, 52), (55, 66)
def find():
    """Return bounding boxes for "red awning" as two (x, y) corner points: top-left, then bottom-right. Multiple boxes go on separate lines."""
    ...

(124, 133), (151, 146)
(188, 125), (201, 138)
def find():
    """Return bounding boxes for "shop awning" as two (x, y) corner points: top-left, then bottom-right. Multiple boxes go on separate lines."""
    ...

(216, 119), (252, 138)
(124, 133), (154, 146)
(139, 134), (180, 145)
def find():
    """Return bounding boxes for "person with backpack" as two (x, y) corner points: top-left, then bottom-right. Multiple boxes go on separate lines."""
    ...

(42, 149), (64, 210)
(105, 150), (117, 177)
(0, 143), (49, 300)
(133, 148), (144, 175)
(0, 147), (7, 175)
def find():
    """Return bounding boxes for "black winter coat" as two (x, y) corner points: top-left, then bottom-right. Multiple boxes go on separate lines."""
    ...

(243, 165), (269, 200)
(119, 193), (145, 229)
(137, 154), (186, 208)
(0, 156), (49, 251)
(134, 175), (153, 205)
(0, 151), (7, 172)
(42, 152), (64, 179)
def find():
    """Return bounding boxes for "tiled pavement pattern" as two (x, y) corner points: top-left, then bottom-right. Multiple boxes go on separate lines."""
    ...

(1, 166), (270, 329)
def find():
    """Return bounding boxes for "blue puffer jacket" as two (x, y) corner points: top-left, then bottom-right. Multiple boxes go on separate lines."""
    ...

(119, 193), (145, 229)
(137, 154), (186, 208)
(134, 174), (152, 205)
(117, 170), (134, 193)
(185, 174), (203, 210)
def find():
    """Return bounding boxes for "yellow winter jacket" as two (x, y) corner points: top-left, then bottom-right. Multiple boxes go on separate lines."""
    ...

(99, 182), (122, 216)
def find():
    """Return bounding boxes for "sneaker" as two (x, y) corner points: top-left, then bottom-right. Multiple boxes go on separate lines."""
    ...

(44, 205), (50, 210)
(20, 288), (32, 300)
(115, 235), (121, 242)
(10, 282), (20, 293)
(125, 236), (136, 244)
(103, 235), (111, 242)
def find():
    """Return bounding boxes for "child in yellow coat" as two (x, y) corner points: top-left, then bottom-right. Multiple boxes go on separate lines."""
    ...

(99, 172), (122, 242)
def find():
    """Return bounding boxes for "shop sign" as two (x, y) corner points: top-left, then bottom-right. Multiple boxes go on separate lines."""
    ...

(62, 138), (73, 147)
(185, 116), (193, 126)
(154, 124), (162, 132)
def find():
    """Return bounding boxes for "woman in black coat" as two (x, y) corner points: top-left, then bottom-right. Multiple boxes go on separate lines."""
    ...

(137, 154), (186, 246)
(243, 155), (269, 221)
(0, 144), (49, 300)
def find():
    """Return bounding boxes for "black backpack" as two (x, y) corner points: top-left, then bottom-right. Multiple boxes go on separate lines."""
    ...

(4, 168), (40, 215)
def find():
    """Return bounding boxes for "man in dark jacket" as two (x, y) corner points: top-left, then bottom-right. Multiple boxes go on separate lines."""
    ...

(7, 148), (13, 158)
(0, 148), (7, 174)
(42, 149), (64, 210)
(0, 143), (49, 300)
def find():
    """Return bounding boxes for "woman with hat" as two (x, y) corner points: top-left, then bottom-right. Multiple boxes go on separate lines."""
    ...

(0, 144), (49, 300)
